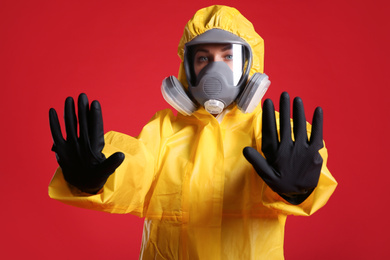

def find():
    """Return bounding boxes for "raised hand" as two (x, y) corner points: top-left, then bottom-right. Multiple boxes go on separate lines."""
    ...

(243, 92), (324, 205)
(49, 93), (124, 194)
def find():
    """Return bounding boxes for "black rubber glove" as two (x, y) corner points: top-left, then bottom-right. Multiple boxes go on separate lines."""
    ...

(49, 93), (125, 194)
(243, 92), (324, 205)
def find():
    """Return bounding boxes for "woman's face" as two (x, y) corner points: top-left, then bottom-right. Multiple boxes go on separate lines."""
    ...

(193, 43), (234, 76)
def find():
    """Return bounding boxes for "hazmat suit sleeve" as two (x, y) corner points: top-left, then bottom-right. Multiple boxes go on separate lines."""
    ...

(254, 111), (337, 216)
(48, 110), (175, 217)
(48, 131), (155, 216)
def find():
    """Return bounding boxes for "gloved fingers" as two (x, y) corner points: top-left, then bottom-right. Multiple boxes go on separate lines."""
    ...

(309, 106), (324, 149)
(98, 152), (125, 178)
(78, 93), (91, 147)
(243, 147), (277, 184)
(64, 96), (78, 143)
(292, 97), (308, 145)
(49, 108), (65, 148)
(279, 92), (293, 144)
(262, 99), (279, 154)
(89, 100), (105, 153)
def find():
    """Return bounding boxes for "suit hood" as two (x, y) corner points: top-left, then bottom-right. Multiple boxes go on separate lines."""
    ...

(177, 5), (264, 88)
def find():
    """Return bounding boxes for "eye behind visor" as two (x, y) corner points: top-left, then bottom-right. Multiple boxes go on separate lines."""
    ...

(187, 43), (248, 86)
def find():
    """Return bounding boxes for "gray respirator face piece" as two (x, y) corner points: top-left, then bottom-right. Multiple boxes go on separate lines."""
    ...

(184, 30), (252, 114)
(189, 60), (242, 114)
(161, 29), (270, 116)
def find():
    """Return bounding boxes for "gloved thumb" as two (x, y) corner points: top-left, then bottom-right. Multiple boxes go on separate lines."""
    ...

(99, 152), (125, 179)
(243, 147), (276, 184)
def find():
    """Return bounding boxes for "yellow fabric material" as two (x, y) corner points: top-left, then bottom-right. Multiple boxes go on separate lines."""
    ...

(49, 5), (337, 260)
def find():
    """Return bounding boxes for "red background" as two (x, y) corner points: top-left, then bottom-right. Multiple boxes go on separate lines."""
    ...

(1, 0), (389, 259)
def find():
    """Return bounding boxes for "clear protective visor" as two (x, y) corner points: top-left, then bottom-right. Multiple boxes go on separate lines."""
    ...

(185, 43), (250, 87)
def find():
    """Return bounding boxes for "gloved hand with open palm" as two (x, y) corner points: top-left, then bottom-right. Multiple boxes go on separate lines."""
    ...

(243, 92), (324, 205)
(49, 93), (124, 194)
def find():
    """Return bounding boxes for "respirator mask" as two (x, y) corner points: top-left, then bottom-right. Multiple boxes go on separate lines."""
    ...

(186, 42), (248, 114)
(161, 29), (270, 116)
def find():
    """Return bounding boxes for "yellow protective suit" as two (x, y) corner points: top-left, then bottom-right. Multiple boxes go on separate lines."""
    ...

(49, 5), (337, 260)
